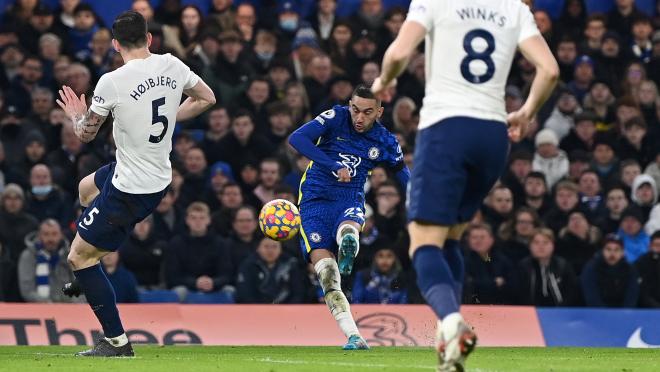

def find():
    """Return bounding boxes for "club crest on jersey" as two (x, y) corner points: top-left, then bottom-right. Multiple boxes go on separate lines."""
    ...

(332, 153), (362, 178)
(310, 232), (322, 243)
(368, 147), (380, 160)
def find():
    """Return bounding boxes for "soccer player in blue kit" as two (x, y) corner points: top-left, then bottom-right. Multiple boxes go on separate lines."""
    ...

(372, 0), (559, 370)
(288, 85), (410, 350)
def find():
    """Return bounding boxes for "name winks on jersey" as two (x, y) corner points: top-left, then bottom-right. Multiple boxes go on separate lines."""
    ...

(456, 7), (507, 27)
(130, 75), (178, 101)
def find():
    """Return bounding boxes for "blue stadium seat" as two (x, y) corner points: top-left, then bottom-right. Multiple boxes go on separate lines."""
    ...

(184, 291), (235, 304)
(138, 290), (180, 303)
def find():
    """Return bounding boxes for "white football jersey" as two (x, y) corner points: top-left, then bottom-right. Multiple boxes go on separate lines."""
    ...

(90, 53), (199, 194)
(406, 0), (540, 129)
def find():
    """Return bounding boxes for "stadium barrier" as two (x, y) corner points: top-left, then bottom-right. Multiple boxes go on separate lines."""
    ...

(0, 304), (658, 347)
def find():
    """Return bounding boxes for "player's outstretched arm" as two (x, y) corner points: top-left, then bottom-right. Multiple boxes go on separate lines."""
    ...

(177, 79), (216, 122)
(508, 35), (559, 141)
(372, 20), (426, 101)
(56, 85), (106, 143)
(288, 120), (341, 173)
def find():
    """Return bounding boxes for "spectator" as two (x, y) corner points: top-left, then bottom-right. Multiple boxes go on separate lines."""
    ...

(637, 80), (658, 129)
(618, 206), (650, 263)
(250, 30), (279, 76)
(25, 164), (72, 227)
(644, 149), (660, 194)
(502, 150), (533, 206)
(118, 216), (167, 289)
(54, 0), (80, 30)
(235, 77), (272, 134)
(522, 172), (552, 218)
(577, 170), (607, 222)
(204, 161), (234, 211)
(556, 211), (601, 274)
(618, 117), (656, 168)
(152, 188), (185, 242)
(555, 38), (578, 83)
(327, 21), (354, 72)
(557, 0), (587, 42)
(6, 55), (44, 117)
(581, 233), (639, 307)
(590, 134), (619, 187)
(165, 202), (233, 301)
(252, 158), (281, 205)
(236, 237), (304, 304)
(620, 159), (642, 197)
(77, 28), (114, 80)
(568, 55), (595, 102)
(373, 181), (405, 243)
(18, 219), (81, 303)
(560, 110), (598, 155)
(518, 228), (579, 306)
(482, 186), (514, 234)
(629, 16), (654, 64)
(201, 106), (231, 165)
(309, 0), (338, 45)
(177, 5), (204, 53)
(205, 0), (236, 35)
(544, 88), (580, 140)
(101, 252), (139, 303)
(265, 101), (294, 147)
(285, 81), (311, 125)
(543, 180), (580, 234)
(187, 32), (220, 76)
(621, 61), (647, 98)
(391, 96), (417, 145)
(0, 184), (38, 301)
(580, 13), (606, 56)
(631, 174), (658, 221)
(227, 206), (261, 268)
(204, 30), (253, 105)
(635, 231), (660, 307)
(463, 224), (516, 305)
(594, 35), (626, 96)
(211, 182), (244, 236)
(532, 129), (569, 189)
(14, 131), (48, 188)
(217, 111), (276, 176)
(178, 147), (208, 208)
(597, 186), (629, 235)
(498, 207), (540, 264)
(46, 122), (83, 196)
(316, 75), (354, 113)
(352, 246), (407, 304)
(303, 54), (332, 112)
(583, 80), (616, 129)
(68, 4), (99, 57)
(607, 0), (644, 41)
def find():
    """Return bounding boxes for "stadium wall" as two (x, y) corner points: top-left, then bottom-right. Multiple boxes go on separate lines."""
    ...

(1, 304), (659, 348)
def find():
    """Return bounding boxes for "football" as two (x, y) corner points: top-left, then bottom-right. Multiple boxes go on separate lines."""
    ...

(258, 199), (301, 241)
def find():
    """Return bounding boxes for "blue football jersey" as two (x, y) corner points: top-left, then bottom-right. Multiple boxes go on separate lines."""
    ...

(298, 105), (403, 202)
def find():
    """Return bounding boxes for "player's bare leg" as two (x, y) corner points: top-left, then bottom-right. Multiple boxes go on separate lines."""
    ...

(336, 221), (361, 275)
(409, 221), (476, 372)
(67, 235), (134, 357)
(310, 248), (369, 350)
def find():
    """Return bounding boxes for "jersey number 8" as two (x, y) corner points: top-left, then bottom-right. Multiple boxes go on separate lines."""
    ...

(460, 29), (496, 84)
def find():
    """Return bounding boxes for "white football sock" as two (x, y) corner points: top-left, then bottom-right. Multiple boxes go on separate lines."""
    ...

(314, 258), (360, 338)
(106, 333), (129, 347)
(441, 312), (464, 341)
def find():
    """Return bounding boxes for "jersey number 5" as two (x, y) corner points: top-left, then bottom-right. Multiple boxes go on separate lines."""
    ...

(460, 29), (496, 84)
(149, 97), (168, 144)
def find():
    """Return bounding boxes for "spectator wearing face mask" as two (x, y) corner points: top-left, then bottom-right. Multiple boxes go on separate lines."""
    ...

(581, 233), (639, 307)
(24, 164), (72, 228)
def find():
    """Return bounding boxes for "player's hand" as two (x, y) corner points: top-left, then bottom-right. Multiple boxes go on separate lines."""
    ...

(337, 167), (351, 182)
(371, 77), (397, 103)
(506, 108), (533, 143)
(56, 85), (87, 123)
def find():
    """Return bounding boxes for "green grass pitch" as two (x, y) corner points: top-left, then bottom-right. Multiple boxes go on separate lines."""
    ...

(1, 346), (659, 372)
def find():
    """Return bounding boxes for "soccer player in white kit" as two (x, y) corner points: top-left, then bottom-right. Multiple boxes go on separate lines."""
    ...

(372, 0), (559, 370)
(56, 11), (215, 356)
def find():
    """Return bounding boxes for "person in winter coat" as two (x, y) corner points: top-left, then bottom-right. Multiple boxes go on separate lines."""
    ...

(543, 180), (580, 235)
(498, 207), (541, 264)
(463, 224), (516, 305)
(581, 234), (639, 307)
(518, 228), (580, 306)
(618, 206), (650, 263)
(18, 219), (83, 303)
(352, 246), (408, 304)
(636, 231), (660, 307)
(596, 186), (629, 235)
(165, 202), (234, 301)
(556, 211), (601, 274)
(102, 252), (139, 303)
(630, 174), (658, 222)
(118, 215), (167, 289)
(236, 237), (305, 304)
(533, 129), (569, 189)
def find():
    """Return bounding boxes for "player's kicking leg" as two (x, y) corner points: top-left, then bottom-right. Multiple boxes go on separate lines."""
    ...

(68, 234), (134, 357)
(310, 249), (369, 350)
(409, 222), (475, 372)
(336, 221), (361, 275)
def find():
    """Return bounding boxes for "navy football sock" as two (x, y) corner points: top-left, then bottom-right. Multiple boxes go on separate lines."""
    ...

(74, 264), (125, 338)
(443, 239), (464, 305)
(413, 245), (459, 320)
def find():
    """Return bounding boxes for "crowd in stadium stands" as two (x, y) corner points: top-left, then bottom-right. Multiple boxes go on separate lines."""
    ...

(0, 0), (659, 308)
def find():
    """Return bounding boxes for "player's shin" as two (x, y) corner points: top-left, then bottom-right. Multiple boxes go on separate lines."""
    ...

(314, 258), (359, 338)
(412, 245), (460, 320)
(73, 264), (128, 347)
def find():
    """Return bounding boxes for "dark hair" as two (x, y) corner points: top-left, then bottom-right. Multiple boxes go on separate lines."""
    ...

(351, 84), (381, 106)
(526, 171), (547, 185)
(112, 11), (147, 49)
(232, 109), (254, 123)
(586, 13), (607, 26)
(623, 116), (647, 131)
(73, 3), (95, 16)
(651, 230), (660, 241)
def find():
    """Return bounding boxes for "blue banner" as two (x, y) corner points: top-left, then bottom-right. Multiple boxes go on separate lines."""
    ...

(538, 308), (660, 348)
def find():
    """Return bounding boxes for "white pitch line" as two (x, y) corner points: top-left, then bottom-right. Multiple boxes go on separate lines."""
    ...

(255, 357), (435, 370)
